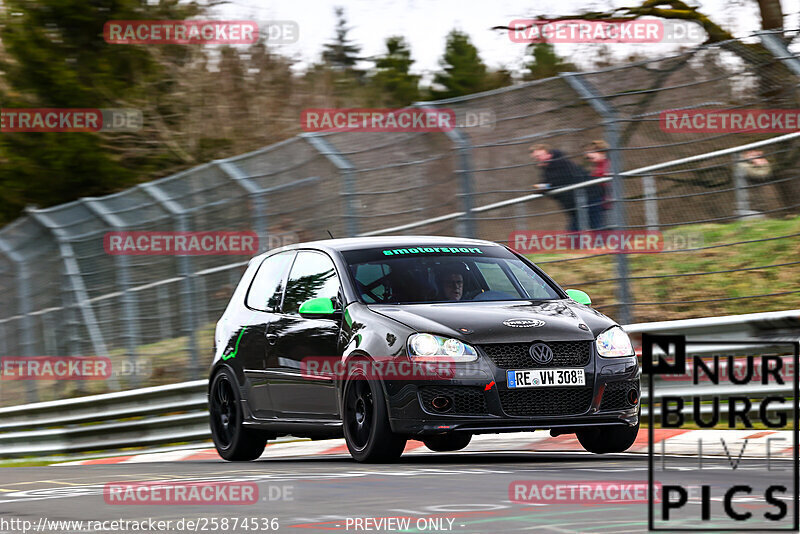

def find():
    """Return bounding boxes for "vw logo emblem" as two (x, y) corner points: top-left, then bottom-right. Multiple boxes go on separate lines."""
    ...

(529, 343), (554, 365)
(503, 319), (545, 328)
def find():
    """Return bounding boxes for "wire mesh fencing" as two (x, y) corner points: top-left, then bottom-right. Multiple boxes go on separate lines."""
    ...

(0, 31), (798, 404)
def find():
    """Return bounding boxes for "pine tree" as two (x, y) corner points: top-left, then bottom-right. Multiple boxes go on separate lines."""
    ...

(0, 0), (203, 223)
(523, 42), (577, 80)
(371, 36), (420, 106)
(321, 7), (362, 73)
(432, 30), (495, 99)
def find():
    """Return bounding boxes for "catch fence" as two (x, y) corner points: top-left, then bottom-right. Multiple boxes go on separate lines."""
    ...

(0, 31), (798, 403)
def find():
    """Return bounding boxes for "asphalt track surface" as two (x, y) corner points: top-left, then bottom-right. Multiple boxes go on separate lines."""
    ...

(0, 449), (796, 534)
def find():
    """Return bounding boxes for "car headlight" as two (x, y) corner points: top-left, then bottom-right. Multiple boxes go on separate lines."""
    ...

(407, 333), (478, 362)
(595, 326), (634, 357)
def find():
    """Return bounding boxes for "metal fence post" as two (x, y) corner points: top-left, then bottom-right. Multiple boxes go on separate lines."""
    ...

(416, 103), (477, 238)
(574, 189), (589, 231)
(449, 128), (478, 238)
(82, 199), (143, 386)
(195, 276), (209, 327)
(157, 283), (172, 340)
(177, 218), (199, 379)
(0, 237), (38, 402)
(0, 322), (6, 356)
(758, 32), (800, 76)
(60, 279), (82, 394)
(301, 133), (360, 237)
(140, 184), (199, 380)
(216, 160), (270, 253)
(562, 73), (632, 324)
(605, 116), (632, 323)
(25, 209), (111, 363)
(642, 175), (660, 230)
(731, 155), (756, 219)
(41, 312), (58, 363)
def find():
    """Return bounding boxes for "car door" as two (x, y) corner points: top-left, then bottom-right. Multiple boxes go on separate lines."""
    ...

(266, 250), (343, 419)
(241, 250), (295, 419)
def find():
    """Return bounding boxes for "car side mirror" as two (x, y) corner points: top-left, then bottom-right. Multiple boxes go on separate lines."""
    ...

(299, 297), (341, 319)
(565, 289), (591, 306)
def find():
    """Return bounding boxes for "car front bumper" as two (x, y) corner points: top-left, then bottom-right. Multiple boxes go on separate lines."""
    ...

(383, 354), (640, 436)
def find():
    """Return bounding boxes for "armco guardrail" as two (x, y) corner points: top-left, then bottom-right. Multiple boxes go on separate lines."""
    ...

(0, 380), (208, 457)
(0, 310), (797, 458)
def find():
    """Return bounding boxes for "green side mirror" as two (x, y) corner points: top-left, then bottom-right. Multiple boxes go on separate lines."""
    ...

(565, 289), (591, 306)
(298, 297), (336, 317)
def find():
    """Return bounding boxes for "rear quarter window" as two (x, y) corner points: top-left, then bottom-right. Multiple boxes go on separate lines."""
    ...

(245, 251), (295, 311)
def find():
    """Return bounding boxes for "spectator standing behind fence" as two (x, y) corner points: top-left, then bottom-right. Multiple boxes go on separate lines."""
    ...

(585, 140), (612, 229)
(736, 149), (772, 216)
(529, 144), (604, 231)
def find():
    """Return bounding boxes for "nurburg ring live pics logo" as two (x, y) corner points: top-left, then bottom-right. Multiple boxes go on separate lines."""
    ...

(644, 333), (799, 531)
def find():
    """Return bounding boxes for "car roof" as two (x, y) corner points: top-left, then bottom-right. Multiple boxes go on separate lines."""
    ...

(255, 235), (503, 259)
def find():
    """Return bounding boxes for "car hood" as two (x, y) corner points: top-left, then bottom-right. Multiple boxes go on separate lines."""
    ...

(368, 300), (617, 344)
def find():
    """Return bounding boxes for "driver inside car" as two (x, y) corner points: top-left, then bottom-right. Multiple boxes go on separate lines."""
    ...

(434, 264), (466, 301)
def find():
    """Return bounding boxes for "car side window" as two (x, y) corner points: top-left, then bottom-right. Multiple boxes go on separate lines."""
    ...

(282, 251), (341, 314)
(245, 251), (295, 312)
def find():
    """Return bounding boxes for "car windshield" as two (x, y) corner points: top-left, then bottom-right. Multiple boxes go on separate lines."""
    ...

(342, 245), (562, 304)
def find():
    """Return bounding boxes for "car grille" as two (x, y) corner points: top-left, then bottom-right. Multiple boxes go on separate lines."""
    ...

(419, 386), (488, 415)
(599, 380), (640, 411)
(498, 387), (593, 417)
(480, 341), (592, 369)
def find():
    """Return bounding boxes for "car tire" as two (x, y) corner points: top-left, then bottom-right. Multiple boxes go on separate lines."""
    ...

(342, 362), (407, 463)
(209, 368), (267, 461)
(576, 420), (640, 454)
(423, 433), (472, 452)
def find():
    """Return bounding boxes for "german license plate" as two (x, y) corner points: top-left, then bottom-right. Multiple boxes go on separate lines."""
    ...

(506, 368), (585, 388)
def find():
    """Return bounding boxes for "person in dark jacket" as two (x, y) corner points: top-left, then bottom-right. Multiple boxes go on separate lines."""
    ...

(530, 144), (604, 231)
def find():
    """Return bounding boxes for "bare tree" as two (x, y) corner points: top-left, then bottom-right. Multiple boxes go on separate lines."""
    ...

(494, 0), (799, 209)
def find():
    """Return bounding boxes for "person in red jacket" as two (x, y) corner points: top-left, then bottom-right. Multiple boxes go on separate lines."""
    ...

(585, 140), (611, 229)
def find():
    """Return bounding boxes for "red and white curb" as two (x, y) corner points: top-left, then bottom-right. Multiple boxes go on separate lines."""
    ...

(55, 429), (794, 465)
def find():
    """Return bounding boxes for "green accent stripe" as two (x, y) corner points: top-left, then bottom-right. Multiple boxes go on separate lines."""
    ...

(222, 329), (245, 361)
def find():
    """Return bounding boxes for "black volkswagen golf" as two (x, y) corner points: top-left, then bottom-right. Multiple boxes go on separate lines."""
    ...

(209, 236), (640, 463)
